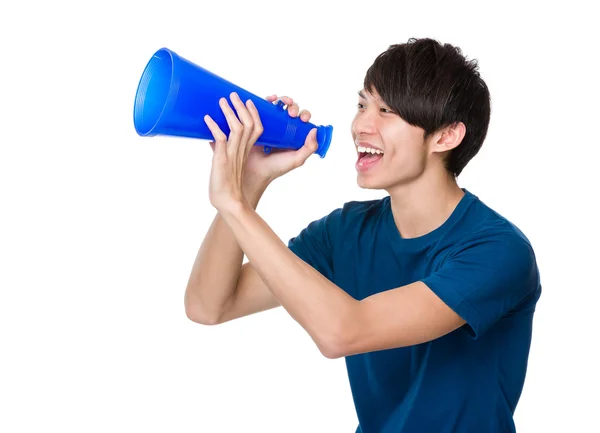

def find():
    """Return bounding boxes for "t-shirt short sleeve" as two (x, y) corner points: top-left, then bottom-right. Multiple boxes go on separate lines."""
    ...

(287, 208), (342, 282)
(421, 231), (539, 339)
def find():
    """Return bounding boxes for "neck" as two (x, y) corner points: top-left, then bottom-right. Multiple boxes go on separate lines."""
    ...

(386, 167), (465, 239)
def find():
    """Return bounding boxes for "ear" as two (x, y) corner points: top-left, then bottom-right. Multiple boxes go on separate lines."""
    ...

(429, 122), (466, 155)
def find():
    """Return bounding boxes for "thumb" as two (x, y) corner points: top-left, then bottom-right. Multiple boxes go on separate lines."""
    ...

(298, 128), (319, 161)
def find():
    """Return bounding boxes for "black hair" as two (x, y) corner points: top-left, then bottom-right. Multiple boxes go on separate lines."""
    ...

(363, 37), (491, 177)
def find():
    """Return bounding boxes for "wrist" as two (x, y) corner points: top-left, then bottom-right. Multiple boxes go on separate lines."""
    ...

(218, 197), (253, 223)
(244, 180), (271, 208)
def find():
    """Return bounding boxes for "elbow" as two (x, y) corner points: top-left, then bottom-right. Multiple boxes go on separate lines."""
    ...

(184, 301), (221, 326)
(186, 309), (220, 326)
(317, 322), (350, 360)
(319, 303), (360, 359)
(320, 345), (344, 360)
(184, 286), (224, 325)
(319, 335), (346, 359)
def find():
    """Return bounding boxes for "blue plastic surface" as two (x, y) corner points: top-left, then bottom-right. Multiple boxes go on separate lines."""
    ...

(133, 48), (333, 158)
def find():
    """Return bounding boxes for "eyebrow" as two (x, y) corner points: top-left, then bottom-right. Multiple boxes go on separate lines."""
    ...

(358, 90), (382, 102)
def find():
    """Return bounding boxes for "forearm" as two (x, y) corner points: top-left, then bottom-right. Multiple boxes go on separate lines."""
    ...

(184, 184), (268, 323)
(219, 201), (358, 355)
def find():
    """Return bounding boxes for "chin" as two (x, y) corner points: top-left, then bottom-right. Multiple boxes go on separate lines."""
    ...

(357, 174), (385, 190)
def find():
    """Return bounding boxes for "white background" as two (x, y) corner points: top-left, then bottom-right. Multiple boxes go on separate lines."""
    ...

(1, 0), (598, 432)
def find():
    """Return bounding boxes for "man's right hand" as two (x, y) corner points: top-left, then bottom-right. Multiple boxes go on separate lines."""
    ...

(208, 94), (319, 191)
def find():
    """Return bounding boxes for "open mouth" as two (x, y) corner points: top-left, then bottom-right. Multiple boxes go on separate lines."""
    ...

(356, 147), (384, 171)
(358, 151), (383, 163)
(357, 147), (384, 162)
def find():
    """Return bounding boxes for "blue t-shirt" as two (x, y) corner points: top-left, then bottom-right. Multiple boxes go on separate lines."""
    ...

(288, 189), (541, 433)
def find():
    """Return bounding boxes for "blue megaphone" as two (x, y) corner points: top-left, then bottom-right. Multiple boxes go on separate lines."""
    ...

(133, 48), (333, 158)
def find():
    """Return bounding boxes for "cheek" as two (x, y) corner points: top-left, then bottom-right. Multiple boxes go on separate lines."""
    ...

(384, 141), (425, 168)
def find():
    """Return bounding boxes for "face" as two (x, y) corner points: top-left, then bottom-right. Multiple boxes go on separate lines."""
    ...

(351, 87), (430, 191)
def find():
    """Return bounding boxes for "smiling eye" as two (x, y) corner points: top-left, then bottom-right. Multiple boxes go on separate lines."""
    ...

(357, 103), (395, 114)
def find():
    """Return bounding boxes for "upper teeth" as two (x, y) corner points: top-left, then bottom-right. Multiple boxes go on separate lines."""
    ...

(357, 146), (383, 155)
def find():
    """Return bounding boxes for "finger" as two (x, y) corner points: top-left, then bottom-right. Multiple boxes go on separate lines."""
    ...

(218, 97), (243, 154)
(294, 128), (319, 166)
(287, 102), (301, 117)
(229, 92), (255, 154)
(229, 93), (254, 129)
(277, 95), (294, 107)
(298, 109), (312, 122)
(265, 94), (278, 102)
(245, 98), (264, 144)
(219, 96), (242, 134)
(204, 115), (227, 159)
(229, 93), (253, 125)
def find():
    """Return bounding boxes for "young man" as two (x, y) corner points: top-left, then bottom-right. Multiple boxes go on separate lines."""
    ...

(185, 37), (542, 433)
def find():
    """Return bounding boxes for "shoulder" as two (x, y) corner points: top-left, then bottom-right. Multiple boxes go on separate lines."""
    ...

(298, 196), (388, 246)
(443, 192), (540, 289)
(457, 190), (535, 252)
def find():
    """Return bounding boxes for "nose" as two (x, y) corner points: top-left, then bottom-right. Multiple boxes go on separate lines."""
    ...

(351, 107), (378, 137)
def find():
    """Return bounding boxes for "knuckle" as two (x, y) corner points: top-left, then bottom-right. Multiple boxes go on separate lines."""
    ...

(251, 126), (262, 138)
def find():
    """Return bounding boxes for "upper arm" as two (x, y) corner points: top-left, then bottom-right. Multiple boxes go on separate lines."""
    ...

(335, 281), (466, 358)
(421, 233), (539, 339)
(216, 261), (281, 324)
(333, 232), (539, 358)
